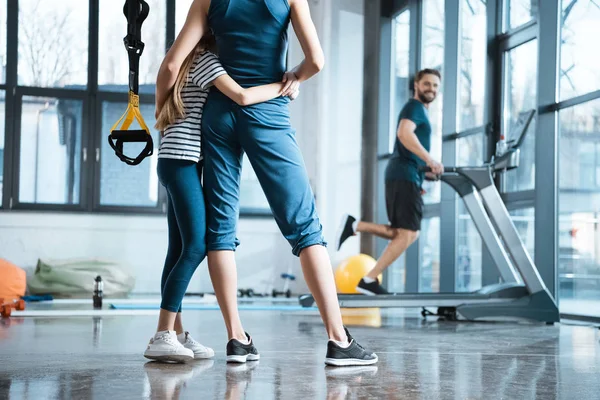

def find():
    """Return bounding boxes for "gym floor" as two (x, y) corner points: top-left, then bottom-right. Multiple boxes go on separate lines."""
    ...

(1, 306), (599, 400)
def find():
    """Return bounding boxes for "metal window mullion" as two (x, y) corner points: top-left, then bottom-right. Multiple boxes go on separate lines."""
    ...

(167, 0), (176, 46)
(535, 0), (560, 298)
(2, 0), (18, 209)
(13, 87), (88, 100)
(498, 21), (538, 51)
(542, 89), (600, 113)
(85, 0), (99, 212)
(480, 0), (503, 285)
(438, 0), (460, 293)
(361, 0), (384, 257)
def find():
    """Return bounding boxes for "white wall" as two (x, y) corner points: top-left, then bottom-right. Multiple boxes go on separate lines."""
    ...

(0, 212), (291, 295)
(0, 0), (365, 296)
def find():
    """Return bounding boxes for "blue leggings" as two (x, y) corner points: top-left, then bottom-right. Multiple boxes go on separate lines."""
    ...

(157, 159), (207, 313)
(202, 92), (326, 256)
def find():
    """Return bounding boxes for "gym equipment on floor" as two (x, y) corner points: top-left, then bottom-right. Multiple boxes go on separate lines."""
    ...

(334, 254), (382, 293)
(300, 110), (560, 323)
(1, 298), (26, 318)
(272, 273), (296, 298)
(110, 303), (316, 311)
(108, 0), (153, 166)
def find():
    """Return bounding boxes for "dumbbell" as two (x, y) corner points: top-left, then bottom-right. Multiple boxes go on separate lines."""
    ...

(272, 289), (292, 298)
(272, 273), (296, 298)
(0, 299), (26, 318)
(238, 288), (254, 298)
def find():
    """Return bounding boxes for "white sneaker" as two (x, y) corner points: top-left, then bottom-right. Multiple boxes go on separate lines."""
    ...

(144, 362), (194, 398)
(144, 330), (194, 363)
(178, 331), (215, 359)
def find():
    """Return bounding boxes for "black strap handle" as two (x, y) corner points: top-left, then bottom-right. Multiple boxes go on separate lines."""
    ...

(123, 0), (149, 95)
(108, 130), (154, 166)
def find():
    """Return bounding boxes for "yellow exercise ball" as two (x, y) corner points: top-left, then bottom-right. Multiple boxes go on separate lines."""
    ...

(334, 254), (382, 294)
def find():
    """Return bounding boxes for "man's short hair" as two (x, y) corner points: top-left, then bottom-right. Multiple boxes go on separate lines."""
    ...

(415, 68), (441, 82)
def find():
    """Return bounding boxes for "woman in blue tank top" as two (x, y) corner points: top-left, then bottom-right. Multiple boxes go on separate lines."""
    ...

(155, 0), (377, 367)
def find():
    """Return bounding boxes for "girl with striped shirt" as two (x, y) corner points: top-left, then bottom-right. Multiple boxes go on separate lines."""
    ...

(144, 32), (296, 363)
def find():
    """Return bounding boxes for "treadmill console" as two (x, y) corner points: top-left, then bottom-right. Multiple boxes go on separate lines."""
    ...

(492, 109), (536, 173)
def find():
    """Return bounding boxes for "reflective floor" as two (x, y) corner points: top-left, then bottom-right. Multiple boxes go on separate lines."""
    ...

(1, 307), (600, 399)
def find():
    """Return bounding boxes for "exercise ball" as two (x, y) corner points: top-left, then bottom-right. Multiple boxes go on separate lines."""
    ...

(334, 254), (381, 294)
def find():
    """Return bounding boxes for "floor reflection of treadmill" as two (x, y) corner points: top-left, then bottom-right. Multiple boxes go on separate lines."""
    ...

(299, 109), (560, 323)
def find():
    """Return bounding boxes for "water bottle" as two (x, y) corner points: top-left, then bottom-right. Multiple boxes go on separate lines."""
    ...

(93, 275), (103, 309)
(495, 135), (508, 157)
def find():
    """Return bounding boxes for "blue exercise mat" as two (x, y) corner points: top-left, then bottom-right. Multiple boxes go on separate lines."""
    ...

(110, 303), (316, 311)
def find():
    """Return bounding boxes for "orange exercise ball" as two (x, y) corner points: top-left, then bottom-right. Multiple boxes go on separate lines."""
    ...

(334, 254), (382, 294)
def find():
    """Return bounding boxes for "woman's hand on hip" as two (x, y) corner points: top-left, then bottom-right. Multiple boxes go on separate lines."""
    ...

(289, 87), (300, 101)
(282, 72), (300, 97)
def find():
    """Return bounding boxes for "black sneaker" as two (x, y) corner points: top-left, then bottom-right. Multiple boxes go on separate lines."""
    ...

(356, 278), (389, 295)
(226, 333), (260, 363)
(336, 214), (357, 250)
(325, 328), (378, 367)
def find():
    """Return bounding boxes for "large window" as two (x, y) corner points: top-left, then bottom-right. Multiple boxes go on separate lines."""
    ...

(558, 3), (600, 317)
(99, 0), (166, 93)
(419, 217), (440, 292)
(456, 134), (486, 291)
(559, 98), (600, 317)
(19, 96), (83, 205)
(1, 0), (269, 215)
(387, 255), (406, 293)
(18, 0), (88, 88)
(504, 0), (537, 31)
(457, 0), (487, 131)
(176, 0), (194, 36)
(390, 10), (411, 153)
(509, 207), (535, 258)
(100, 102), (160, 207)
(560, 0), (600, 101)
(503, 39), (538, 192)
(421, 0), (444, 204)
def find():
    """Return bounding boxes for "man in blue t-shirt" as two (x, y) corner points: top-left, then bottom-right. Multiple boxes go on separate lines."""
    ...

(337, 69), (443, 295)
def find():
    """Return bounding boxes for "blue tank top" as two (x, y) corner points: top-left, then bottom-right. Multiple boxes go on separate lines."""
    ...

(208, 0), (290, 88)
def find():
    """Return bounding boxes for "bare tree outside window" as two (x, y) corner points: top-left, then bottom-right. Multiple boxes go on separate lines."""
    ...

(458, 0), (487, 131)
(98, 0), (166, 92)
(560, 0), (600, 100)
(391, 11), (410, 152)
(421, 0), (444, 205)
(506, 0), (538, 30)
(17, 0), (88, 88)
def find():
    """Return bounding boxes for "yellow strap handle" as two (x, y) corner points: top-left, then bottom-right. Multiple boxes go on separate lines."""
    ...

(110, 91), (151, 133)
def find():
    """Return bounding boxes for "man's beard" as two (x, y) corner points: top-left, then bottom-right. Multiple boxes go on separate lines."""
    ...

(417, 90), (436, 104)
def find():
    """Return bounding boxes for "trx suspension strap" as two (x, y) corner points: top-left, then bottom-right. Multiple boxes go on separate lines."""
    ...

(108, 0), (153, 166)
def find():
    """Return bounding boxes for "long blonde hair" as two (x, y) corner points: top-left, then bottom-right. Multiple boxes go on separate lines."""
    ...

(155, 33), (216, 132)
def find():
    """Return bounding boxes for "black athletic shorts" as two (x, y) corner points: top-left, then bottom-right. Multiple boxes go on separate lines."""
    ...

(385, 180), (423, 231)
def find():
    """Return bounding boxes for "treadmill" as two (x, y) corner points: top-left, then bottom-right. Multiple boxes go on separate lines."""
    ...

(299, 110), (560, 323)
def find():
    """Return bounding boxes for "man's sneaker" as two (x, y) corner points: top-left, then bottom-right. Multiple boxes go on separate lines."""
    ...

(356, 278), (390, 295)
(336, 214), (357, 250)
(178, 331), (215, 359)
(144, 330), (194, 363)
(226, 332), (260, 363)
(325, 328), (378, 367)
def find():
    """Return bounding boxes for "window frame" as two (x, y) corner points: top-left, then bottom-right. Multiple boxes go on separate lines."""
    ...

(0, 0), (271, 217)
(369, 0), (600, 321)
(503, 0), (538, 33)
